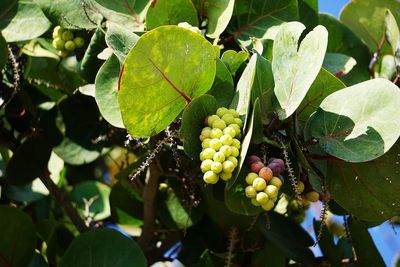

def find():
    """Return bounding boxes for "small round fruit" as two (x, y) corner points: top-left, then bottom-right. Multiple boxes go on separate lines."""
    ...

(251, 198), (260, 206)
(207, 115), (220, 126)
(250, 161), (265, 174)
(220, 145), (232, 157)
(222, 161), (235, 173)
(228, 124), (241, 135)
(297, 181), (305, 193)
(234, 118), (243, 127)
(200, 159), (213, 173)
(267, 162), (283, 176)
(223, 126), (236, 138)
(203, 171), (219, 184)
(202, 138), (211, 149)
(231, 138), (241, 149)
(258, 167), (273, 182)
(229, 109), (239, 118)
(213, 152), (226, 163)
(210, 138), (222, 151)
(230, 146), (239, 157)
(269, 177), (283, 189)
(53, 26), (64, 37)
(201, 148), (216, 160)
(58, 50), (69, 58)
(62, 30), (74, 41)
(52, 38), (65, 50)
(210, 128), (223, 139)
(227, 156), (238, 167)
(252, 177), (267, 191)
(246, 155), (261, 166)
(220, 172), (232, 181)
(212, 119), (226, 130)
(245, 186), (257, 198)
(201, 127), (212, 138)
(272, 158), (285, 170)
(220, 134), (233, 145)
(216, 107), (229, 117)
(261, 200), (275, 211)
(73, 36), (85, 48)
(64, 40), (76, 51)
(221, 113), (235, 125)
(211, 161), (223, 174)
(264, 185), (278, 199)
(256, 192), (269, 205)
(245, 172), (258, 185)
(305, 191), (320, 202)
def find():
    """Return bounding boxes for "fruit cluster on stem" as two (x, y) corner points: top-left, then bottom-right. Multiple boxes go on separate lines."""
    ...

(52, 26), (85, 58)
(244, 155), (285, 211)
(297, 172), (322, 203)
(200, 107), (243, 184)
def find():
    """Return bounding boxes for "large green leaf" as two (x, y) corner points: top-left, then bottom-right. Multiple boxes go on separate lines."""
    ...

(272, 22), (328, 120)
(54, 137), (104, 165)
(95, 54), (124, 128)
(0, 0), (51, 42)
(385, 9), (400, 55)
(119, 26), (216, 138)
(306, 78), (400, 162)
(0, 33), (6, 72)
(105, 22), (139, 63)
(0, 206), (36, 267)
(323, 53), (357, 77)
(93, 0), (150, 24)
(340, 0), (400, 54)
(145, 0), (198, 30)
(221, 50), (248, 75)
(193, 0), (234, 38)
(228, 0), (299, 48)
(59, 228), (147, 267)
(207, 59), (235, 108)
(180, 94), (217, 159)
(70, 181), (111, 220)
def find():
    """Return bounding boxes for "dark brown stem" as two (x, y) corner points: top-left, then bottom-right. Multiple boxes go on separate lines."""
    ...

(39, 171), (88, 233)
(369, 34), (386, 78)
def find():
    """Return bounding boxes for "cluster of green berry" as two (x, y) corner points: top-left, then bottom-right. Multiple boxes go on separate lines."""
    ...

(244, 156), (285, 211)
(287, 198), (310, 223)
(200, 107), (243, 184)
(52, 26), (85, 58)
(297, 173), (322, 203)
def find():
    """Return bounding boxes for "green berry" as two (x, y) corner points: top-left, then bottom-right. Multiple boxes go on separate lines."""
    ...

(220, 134), (233, 145)
(213, 152), (226, 163)
(297, 181), (305, 193)
(261, 200), (275, 211)
(221, 114), (235, 125)
(202, 138), (211, 149)
(216, 107), (229, 117)
(62, 30), (74, 41)
(212, 119), (226, 130)
(264, 185), (279, 199)
(211, 161), (223, 174)
(234, 118), (243, 127)
(210, 128), (223, 139)
(229, 109), (240, 118)
(220, 172), (232, 181)
(53, 26), (64, 38)
(200, 159), (213, 173)
(253, 177), (266, 191)
(231, 139), (241, 149)
(245, 172), (258, 185)
(58, 50), (69, 58)
(201, 127), (212, 137)
(245, 186), (257, 198)
(64, 40), (76, 51)
(52, 38), (65, 50)
(222, 160), (235, 173)
(203, 171), (219, 184)
(220, 145), (232, 157)
(228, 124), (241, 135)
(227, 156), (238, 167)
(270, 177), (283, 189)
(210, 138), (222, 151)
(201, 148), (216, 160)
(256, 192), (269, 205)
(207, 115), (220, 126)
(223, 126), (236, 138)
(73, 37), (85, 48)
(230, 146), (239, 157)
(305, 191), (320, 202)
(251, 198), (260, 206)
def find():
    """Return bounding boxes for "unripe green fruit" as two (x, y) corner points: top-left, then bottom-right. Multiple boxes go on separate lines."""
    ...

(245, 172), (258, 185)
(73, 37), (85, 48)
(220, 172), (232, 181)
(212, 119), (226, 130)
(264, 185), (279, 199)
(203, 171), (219, 184)
(62, 30), (74, 41)
(222, 160), (235, 173)
(202, 138), (211, 149)
(234, 118), (243, 127)
(207, 115), (220, 126)
(200, 148), (216, 161)
(270, 177), (283, 189)
(213, 152), (226, 163)
(229, 109), (240, 118)
(261, 200), (275, 211)
(210, 138), (222, 151)
(228, 124), (241, 136)
(211, 161), (223, 174)
(64, 40), (76, 51)
(52, 38), (65, 50)
(245, 186), (257, 198)
(201, 127), (212, 138)
(221, 113), (235, 125)
(216, 107), (229, 117)
(256, 192), (269, 205)
(58, 50), (69, 58)
(223, 126), (236, 138)
(305, 191), (320, 202)
(220, 134), (233, 145)
(200, 159), (213, 173)
(251, 198), (260, 206)
(297, 181), (305, 193)
(53, 26), (64, 38)
(210, 128), (223, 139)
(220, 145), (232, 157)
(230, 146), (239, 157)
(227, 156), (238, 167)
(231, 139), (241, 149)
(253, 177), (266, 191)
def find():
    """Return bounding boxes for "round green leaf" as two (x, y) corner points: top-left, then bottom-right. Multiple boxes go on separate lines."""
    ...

(146, 0), (198, 30)
(272, 22), (328, 120)
(59, 228), (147, 267)
(207, 59), (235, 108)
(0, 205), (36, 267)
(180, 94), (217, 159)
(307, 78), (400, 162)
(95, 54), (124, 128)
(105, 22), (139, 63)
(54, 137), (104, 165)
(119, 26), (216, 138)
(70, 181), (111, 220)
(221, 50), (248, 75)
